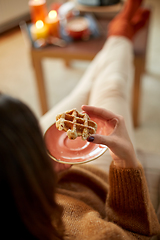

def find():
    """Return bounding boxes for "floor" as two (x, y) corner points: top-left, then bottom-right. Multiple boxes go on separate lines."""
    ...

(0, 0), (160, 155)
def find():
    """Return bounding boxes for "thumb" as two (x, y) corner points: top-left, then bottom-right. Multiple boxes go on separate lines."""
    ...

(87, 134), (112, 147)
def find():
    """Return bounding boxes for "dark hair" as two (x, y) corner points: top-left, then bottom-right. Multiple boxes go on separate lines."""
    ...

(0, 93), (64, 239)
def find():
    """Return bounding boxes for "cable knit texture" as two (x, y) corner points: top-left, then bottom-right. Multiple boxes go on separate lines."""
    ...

(54, 163), (160, 239)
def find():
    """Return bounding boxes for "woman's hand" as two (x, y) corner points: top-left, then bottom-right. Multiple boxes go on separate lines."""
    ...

(82, 105), (139, 168)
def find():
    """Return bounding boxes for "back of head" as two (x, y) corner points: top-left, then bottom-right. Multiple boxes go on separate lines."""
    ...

(0, 93), (63, 239)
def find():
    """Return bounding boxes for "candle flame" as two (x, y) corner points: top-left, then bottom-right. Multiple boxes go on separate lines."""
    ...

(36, 20), (44, 29)
(48, 10), (57, 19)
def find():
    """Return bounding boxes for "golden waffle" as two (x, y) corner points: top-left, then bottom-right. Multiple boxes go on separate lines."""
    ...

(56, 108), (97, 140)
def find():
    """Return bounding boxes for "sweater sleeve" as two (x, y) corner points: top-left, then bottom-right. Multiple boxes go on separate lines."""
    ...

(106, 161), (160, 237)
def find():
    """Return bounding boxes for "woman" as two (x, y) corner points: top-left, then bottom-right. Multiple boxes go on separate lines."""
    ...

(0, 0), (160, 239)
(0, 94), (160, 239)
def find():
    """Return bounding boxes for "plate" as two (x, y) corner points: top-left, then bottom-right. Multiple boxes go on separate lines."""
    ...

(44, 117), (108, 164)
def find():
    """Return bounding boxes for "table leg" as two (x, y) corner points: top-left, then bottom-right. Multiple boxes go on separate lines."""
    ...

(133, 56), (145, 128)
(31, 50), (48, 115)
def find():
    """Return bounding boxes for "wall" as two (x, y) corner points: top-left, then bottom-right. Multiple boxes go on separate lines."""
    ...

(0, 0), (55, 33)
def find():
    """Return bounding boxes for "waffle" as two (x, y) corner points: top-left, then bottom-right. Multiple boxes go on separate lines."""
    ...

(56, 108), (97, 140)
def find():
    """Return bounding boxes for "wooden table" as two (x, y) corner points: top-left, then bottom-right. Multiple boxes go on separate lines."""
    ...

(30, 16), (150, 127)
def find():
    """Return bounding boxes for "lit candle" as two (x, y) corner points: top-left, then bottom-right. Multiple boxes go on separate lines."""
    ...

(29, 0), (47, 23)
(30, 20), (49, 40)
(45, 10), (59, 37)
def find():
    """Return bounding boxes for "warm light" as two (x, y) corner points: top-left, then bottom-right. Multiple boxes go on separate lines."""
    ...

(48, 10), (57, 19)
(36, 20), (44, 29)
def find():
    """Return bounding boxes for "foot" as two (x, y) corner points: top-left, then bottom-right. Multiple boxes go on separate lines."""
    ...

(119, 0), (143, 20)
(108, 0), (150, 40)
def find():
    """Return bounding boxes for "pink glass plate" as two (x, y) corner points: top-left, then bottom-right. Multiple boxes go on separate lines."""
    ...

(44, 117), (108, 164)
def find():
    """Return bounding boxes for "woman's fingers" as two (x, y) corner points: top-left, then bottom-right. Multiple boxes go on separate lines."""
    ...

(87, 134), (113, 148)
(81, 105), (117, 120)
(88, 134), (104, 144)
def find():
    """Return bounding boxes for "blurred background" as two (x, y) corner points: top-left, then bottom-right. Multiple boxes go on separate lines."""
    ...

(0, 0), (160, 155)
